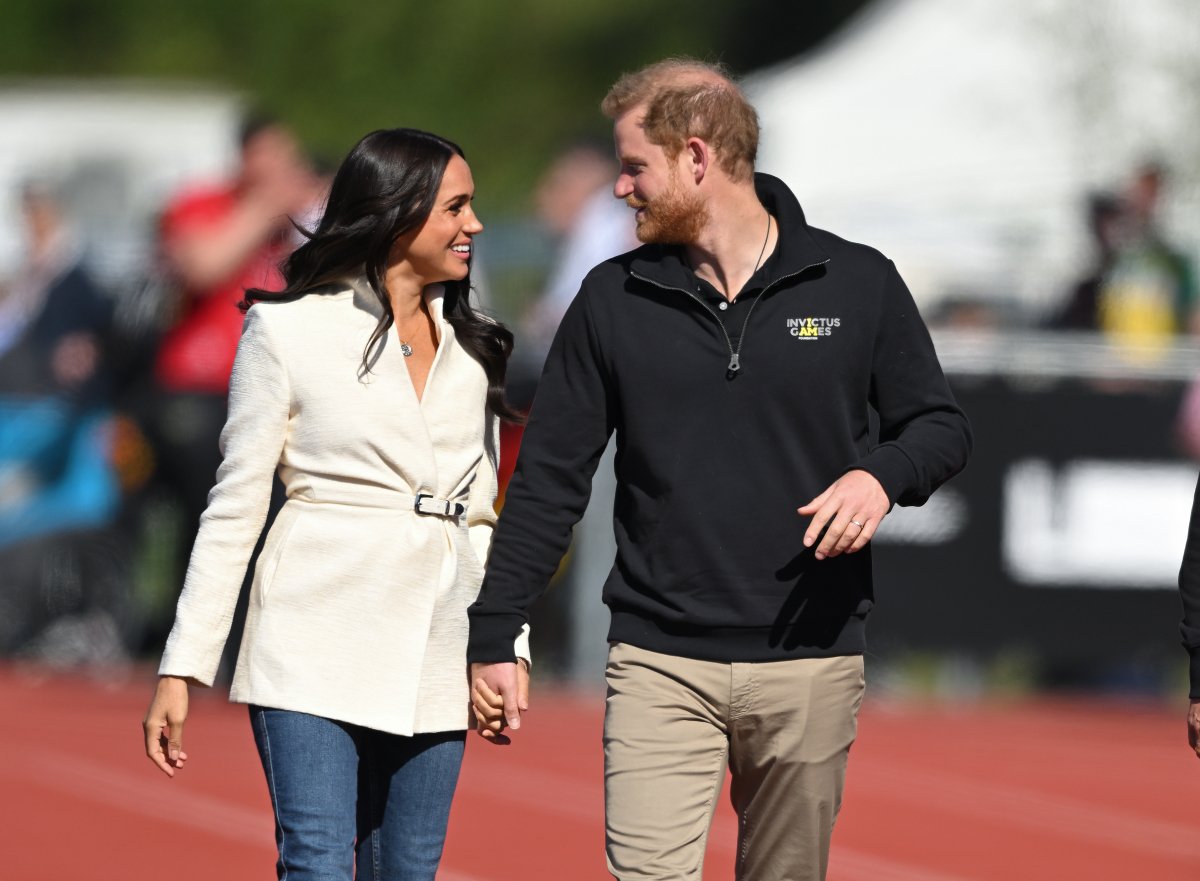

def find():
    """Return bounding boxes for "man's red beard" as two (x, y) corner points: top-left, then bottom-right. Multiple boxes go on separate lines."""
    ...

(626, 172), (709, 245)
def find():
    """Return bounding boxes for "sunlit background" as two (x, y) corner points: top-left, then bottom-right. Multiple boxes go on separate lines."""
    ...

(0, 1), (1197, 878)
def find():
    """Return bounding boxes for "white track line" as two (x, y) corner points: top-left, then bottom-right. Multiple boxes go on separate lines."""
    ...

(861, 763), (1200, 860)
(463, 754), (989, 881)
(0, 748), (489, 880)
(16, 740), (1178, 879)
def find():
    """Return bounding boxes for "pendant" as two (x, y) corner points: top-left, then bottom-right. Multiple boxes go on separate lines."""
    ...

(400, 342), (413, 357)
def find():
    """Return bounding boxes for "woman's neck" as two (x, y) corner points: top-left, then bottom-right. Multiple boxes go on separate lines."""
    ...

(384, 265), (426, 322)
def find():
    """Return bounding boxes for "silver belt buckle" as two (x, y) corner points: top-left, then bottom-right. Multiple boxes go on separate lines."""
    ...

(414, 493), (465, 517)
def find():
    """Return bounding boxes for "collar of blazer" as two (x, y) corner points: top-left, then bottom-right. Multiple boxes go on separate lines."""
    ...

(339, 274), (448, 327)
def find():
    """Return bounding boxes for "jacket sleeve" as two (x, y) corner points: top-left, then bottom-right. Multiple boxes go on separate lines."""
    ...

(158, 307), (290, 685)
(1180, 473), (1200, 699)
(852, 260), (972, 506)
(467, 284), (614, 663)
(466, 409), (500, 568)
(465, 408), (531, 664)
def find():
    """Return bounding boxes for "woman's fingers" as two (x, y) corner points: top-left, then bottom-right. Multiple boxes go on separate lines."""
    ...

(144, 676), (190, 777)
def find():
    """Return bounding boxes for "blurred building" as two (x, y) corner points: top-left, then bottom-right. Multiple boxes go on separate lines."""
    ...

(0, 81), (242, 289)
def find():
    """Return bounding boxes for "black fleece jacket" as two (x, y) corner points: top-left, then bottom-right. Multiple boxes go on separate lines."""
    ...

(468, 174), (972, 663)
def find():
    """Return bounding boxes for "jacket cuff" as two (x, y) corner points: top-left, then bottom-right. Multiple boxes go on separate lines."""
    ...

(514, 623), (532, 669)
(468, 614), (526, 664)
(158, 651), (218, 688)
(847, 443), (919, 507)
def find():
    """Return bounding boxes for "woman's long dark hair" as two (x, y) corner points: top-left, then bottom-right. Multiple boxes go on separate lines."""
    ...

(243, 128), (522, 424)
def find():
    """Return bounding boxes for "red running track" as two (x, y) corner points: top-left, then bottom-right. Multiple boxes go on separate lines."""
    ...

(0, 665), (1194, 881)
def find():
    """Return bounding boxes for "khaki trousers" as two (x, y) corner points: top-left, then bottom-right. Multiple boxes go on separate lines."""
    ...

(603, 643), (865, 881)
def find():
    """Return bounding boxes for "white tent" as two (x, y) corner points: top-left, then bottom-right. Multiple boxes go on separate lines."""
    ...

(0, 81), (241, 286)
(746, 0), (1200, 321)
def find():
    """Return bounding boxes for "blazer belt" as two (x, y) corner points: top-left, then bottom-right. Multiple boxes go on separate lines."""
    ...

(411, 493), (467, 518)
(292, 491), (466, 518)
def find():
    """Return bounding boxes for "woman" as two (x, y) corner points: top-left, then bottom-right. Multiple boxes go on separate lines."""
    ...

(142, 128), (529, 880)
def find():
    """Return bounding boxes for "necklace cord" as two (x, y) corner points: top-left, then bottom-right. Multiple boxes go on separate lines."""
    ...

(753, 212), (772, 275)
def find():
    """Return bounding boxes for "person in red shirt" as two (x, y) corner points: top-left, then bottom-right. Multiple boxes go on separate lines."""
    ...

(149, 114), (324, 653)
(157, 114), (319, 394)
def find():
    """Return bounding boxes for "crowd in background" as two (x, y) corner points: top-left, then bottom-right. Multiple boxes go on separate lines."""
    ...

(0, 114), (329, 671)
(0, 109), (1196, 681)
(1051, 161), (1196, 345)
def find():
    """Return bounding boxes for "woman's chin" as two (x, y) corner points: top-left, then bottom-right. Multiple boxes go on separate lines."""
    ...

(421, 266), (469, 287)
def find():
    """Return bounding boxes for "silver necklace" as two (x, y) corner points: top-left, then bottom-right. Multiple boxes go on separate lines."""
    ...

(691, 212), (772, 298)
(752, 212), (772, 276)
(398, 312), (424, 357)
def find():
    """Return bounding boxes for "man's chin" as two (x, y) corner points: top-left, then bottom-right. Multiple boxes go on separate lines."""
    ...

(635, 222), (682, 246)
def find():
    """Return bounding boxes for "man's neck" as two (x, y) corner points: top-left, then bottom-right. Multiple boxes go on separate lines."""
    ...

(684, 187), (775, 301)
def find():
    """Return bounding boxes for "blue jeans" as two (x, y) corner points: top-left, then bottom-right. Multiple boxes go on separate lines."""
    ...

(249, 706), (465, 881)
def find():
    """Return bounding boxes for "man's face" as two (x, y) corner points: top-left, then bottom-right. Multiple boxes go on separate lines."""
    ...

(612, 110), (708, 245)
(241, 125), (303, 189)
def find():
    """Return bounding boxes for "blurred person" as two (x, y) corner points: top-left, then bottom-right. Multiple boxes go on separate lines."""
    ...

(1180, 473), (1200, 759)
(467, 59), (972, 881)
(0, 179), (113, 401)
(141, 128), (529, 881)
(1049, 191), (1123, 330)
(0, 178), (127, 661)
(928, 295), (1004, 330)
(511, 140), (638, 675)
(1097, 161), (1198, 349)
(521, 138), (637, 365)
(150, 113), (324, 586)
(1177, 378), (1200, 460)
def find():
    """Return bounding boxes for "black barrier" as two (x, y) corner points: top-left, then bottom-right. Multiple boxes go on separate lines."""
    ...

(870, 362), (1194, 688)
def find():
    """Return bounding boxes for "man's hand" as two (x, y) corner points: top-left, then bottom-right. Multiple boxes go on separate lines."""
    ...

(798, 470), (890, 560)
(470, 661), (530, 746)
(1188, 700), (1200, 759)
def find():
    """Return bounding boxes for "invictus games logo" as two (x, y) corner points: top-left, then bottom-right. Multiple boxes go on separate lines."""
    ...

(787, 317), (841, 339)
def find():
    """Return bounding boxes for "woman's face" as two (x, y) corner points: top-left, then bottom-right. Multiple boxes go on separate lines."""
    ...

(393, 154), (483, 286)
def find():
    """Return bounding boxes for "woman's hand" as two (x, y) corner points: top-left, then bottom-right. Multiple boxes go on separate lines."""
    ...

(143, 676), (191, 777)
(470, 660), (530, 746)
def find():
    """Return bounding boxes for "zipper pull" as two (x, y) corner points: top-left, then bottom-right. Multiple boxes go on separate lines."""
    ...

(726, 353), (741, 379)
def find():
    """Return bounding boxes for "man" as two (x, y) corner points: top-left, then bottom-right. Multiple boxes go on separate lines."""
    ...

(468, 59), (972, 881)
(1098, 161), (1198, 349)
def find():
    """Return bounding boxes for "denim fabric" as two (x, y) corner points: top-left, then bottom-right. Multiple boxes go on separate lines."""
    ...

(249, 706), (465, 881)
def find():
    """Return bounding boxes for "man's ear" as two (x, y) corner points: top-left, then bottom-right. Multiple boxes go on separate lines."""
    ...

(685, 137), (710, 184)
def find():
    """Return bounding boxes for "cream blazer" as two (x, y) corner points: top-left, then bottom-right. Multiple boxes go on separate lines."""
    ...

(159, 277), (528, 736)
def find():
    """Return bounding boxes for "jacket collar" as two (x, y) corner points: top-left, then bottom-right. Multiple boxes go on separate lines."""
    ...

(341, 274), (447, 327)
(628, 172), (830, 291)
